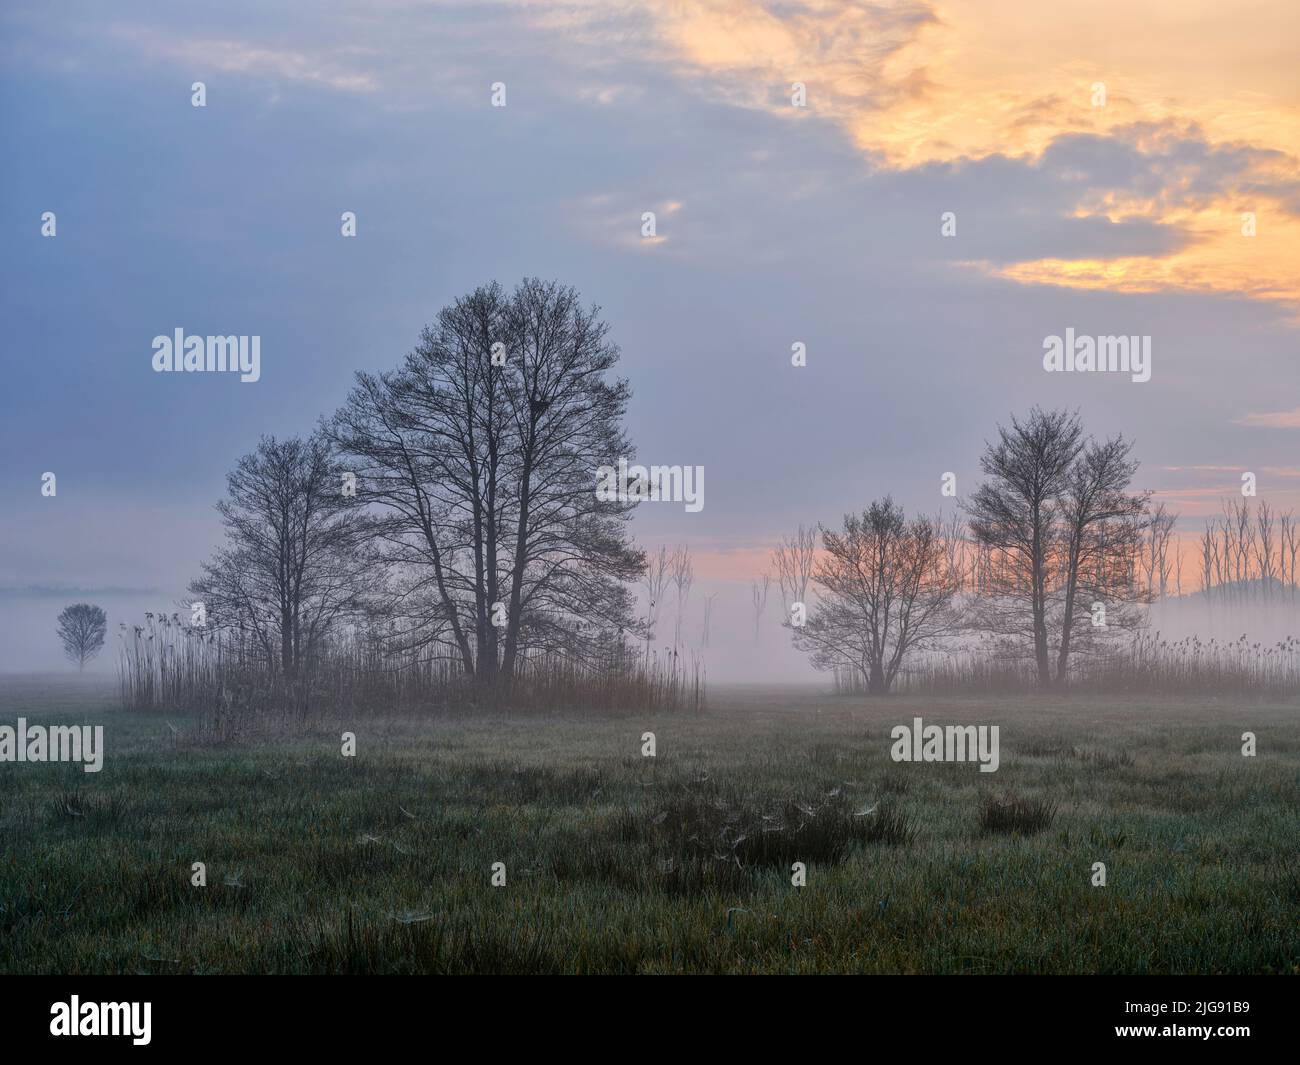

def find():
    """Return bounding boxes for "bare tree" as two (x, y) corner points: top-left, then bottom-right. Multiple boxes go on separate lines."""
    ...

(328, 279), (644, 685)
(749, 572), (771, 642)
(1051, 435), (1150, 683)
(1281, 511), (1298, 601)
(792, 498), (963, 693)
(772, 524), (816, 625)
(936, 512), (973, 594)
(669, 544), (693, 650)
(966, 407), (1083, 685)
(190, 434), (371, 677)
(641, 545), (671, 662)
(1214, 518), (1228, 596)
(57, 603), (107, 671)
(1142, 503), (1177, 600)
(966, 408), (1150, 688)
(701, 591), (719, 647)
(1204, 500), (1255, 601)
(1199, 523), (1216, 603)
(1255, 500), (1276, 596)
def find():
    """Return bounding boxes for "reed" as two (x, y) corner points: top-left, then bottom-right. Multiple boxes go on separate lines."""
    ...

(119, 613), (705, 722)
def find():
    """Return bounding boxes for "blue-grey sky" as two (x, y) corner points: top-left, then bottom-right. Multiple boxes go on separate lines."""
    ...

(2, 1), (1297, 677)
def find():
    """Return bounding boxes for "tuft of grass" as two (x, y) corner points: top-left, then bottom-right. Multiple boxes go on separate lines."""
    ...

(876, 771), (911, 796)
(462, 762), (605, 804)
(644, 782), (916, 878)
(1073, 747), (1134, 768)
(51, 790), (127, 828)
(978, 791), (1057, 836)
(856, 800), (919, 846)
(1087, 824), (1128, 849)
(1018, 739), (1073, 758)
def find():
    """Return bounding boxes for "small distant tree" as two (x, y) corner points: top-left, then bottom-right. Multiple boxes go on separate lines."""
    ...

(57, 604), (107, 671)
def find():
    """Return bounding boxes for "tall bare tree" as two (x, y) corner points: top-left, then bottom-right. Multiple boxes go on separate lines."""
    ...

(966, 408), (1150, 687)
(966, 408), (1083, 685)
(1052, 435), (1150, 682)
(328, 279), (644, 685)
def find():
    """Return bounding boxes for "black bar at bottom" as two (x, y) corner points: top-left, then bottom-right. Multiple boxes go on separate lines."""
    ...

(0, 975), (1290, 1052)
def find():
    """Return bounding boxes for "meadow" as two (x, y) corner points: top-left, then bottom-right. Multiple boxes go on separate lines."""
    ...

(1, 675), (1297, 974)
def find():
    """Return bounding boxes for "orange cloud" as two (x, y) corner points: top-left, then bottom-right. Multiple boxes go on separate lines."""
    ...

(631, 0), (1300, 305)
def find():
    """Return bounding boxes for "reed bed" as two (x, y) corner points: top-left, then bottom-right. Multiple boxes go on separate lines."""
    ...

(872, 632), (1300, 698)
(119, 613), (705, 724)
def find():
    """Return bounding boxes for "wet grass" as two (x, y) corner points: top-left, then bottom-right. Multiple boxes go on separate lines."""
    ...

(0, 680), (1297, 973)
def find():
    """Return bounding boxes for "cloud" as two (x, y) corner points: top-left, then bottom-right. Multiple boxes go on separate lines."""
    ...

(609, 1), (1300, 305)
(1234, 407), (1300, 429)
(0, 584), (161, 599)
(627, 0), (1300, 166)
(36, 2), (1300, 309)
(107, 24), (378, 92)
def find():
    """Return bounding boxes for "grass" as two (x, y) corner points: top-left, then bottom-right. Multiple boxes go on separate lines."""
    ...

(0, 677), (1297, 974)
(978, 791), (1058, 836)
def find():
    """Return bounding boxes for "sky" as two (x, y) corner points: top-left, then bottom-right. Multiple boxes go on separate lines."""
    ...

(1, 0), (1297, 678)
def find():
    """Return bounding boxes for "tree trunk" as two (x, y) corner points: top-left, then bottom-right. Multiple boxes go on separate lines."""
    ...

(281, 606), (293, 675)
(867, 661), (887, 694)
(1032, 523), (1051, 687)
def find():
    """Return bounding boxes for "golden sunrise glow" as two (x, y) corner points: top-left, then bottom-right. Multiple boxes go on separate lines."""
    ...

(636, 0), (1300, 304)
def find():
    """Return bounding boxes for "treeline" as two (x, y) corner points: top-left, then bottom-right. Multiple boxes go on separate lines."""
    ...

(118, 277), (1296, 712)
(773, 408), (1300, 696)
(1197, 500), (1300, 604)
